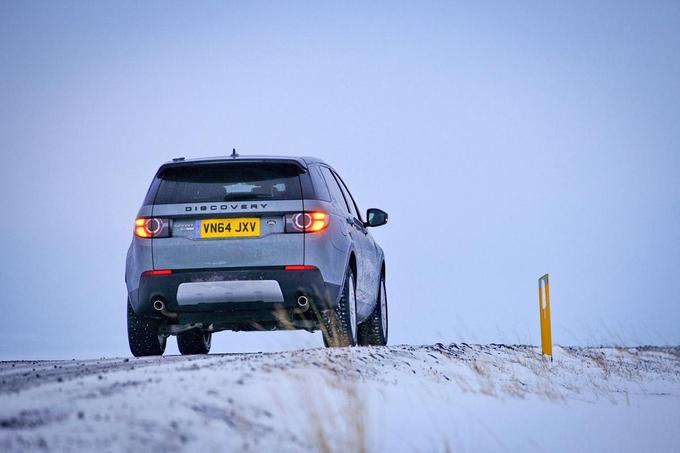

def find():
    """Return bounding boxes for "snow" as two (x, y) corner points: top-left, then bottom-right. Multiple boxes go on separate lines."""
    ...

(1, 344), (679, 452)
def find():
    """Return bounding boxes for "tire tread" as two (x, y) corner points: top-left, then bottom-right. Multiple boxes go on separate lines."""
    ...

(177, 330), (212, 355)
(127, 301), (166, 357)
(357, 275), (388, 346)
(322, 268), (356, 348)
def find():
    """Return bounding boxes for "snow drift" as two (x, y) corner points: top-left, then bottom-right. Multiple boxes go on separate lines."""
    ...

(1, 344), (679, 452)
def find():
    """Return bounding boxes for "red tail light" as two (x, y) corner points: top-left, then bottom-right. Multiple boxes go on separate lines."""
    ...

(284, 265), (317, 271)
(142, 269), (173, 276)
(135, 218), (170, 238)
(285, 211), (329, 233)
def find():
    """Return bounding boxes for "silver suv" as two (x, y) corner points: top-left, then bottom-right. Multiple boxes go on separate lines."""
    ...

(125, 155), (388, 356)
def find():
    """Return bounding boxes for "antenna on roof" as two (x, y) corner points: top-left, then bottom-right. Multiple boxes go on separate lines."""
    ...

(231, 148), (239, 158)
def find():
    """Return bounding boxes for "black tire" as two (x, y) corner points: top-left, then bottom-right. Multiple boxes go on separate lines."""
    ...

(127, 300), (167, 357)
(177, 329), (212, 355)
(322, 267), (358, 348)
(358, 272), (388, 346)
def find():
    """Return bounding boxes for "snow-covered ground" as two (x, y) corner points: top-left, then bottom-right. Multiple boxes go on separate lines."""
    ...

(1, 344), (678, 452)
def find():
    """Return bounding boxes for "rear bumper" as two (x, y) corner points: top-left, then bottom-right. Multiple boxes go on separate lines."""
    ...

(129, 266), (341, 323)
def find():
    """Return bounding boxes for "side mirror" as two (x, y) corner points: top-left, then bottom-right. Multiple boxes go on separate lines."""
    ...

(365, 208), (388, 227)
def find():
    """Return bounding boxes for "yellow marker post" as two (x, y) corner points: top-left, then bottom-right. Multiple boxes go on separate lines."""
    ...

(538, 274), (553, 359)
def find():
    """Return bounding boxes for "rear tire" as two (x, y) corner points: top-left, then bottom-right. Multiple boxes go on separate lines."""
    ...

(127, 300), (167, 357)
(177, 330), (212, 355)
(322, 267), (358, 348)
(358, 272), (388, 346)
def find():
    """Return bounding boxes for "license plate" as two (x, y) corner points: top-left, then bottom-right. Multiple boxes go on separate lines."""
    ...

(197, 218), (260, 238)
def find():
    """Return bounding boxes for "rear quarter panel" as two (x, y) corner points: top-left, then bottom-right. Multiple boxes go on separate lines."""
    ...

(125, 206), (154, 308)
(303, 199), (351, 293)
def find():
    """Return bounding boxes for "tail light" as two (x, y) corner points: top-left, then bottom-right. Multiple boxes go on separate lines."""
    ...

(285, 211), (329, 233)
(134, 218), (170, 238)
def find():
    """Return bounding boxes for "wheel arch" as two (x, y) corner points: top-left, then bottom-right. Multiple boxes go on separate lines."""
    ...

(328, 248), (358, 309)
(348, 251), (357, 285)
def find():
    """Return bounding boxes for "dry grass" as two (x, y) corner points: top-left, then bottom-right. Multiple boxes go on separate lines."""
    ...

(270, 343), (679, 451)
(271, 348), (368, 453)
(515, 348), (564, 402)
(305, 364), (367, 453)
(272, 301), (369, 451)
(589, 351), (611, 379)
(468, 360), (496, 396)
(272, 306), (295, 331)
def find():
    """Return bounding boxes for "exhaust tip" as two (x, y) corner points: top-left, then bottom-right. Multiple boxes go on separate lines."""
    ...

(297, 295), (310, 310)
(152, 299), (177, 319)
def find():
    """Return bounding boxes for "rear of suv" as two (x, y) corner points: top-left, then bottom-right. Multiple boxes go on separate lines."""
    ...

(125, 155), (389, 356)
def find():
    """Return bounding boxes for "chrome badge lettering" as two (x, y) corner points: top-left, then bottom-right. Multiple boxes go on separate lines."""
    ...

(185, 203), (268, 212)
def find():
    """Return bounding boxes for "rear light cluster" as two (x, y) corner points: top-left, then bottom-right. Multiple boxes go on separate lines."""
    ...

(285, 211), (329, 233)
(135, 212), (327, 237)
(134, 217), (170, 238)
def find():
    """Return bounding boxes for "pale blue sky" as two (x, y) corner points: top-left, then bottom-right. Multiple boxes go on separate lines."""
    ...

(1, 1), (679, 358)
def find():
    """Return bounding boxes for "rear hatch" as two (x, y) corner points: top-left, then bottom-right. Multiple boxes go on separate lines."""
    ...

(150, 160), (305, 270)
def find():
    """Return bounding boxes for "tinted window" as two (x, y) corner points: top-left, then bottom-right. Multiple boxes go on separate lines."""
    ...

(143, 176), (162, 205)
(333, 171), (361, 221)
(320, 166), (350, 214)
(310, 165), (331, 202)
(153, 162), (302, 204)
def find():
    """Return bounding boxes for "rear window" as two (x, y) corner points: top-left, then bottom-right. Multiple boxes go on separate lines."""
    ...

(151, 162), (303, 204)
